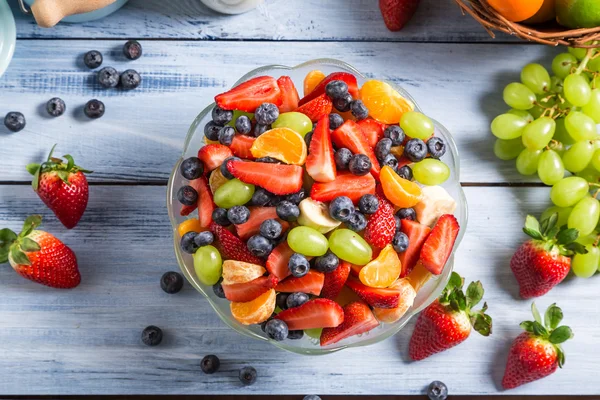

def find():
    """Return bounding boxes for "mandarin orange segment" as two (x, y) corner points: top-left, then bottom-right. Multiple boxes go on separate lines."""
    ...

(380, 165), (423, 208)
(359, 80), (414, 124)
(406, 262), (432, 291)
(304, 70), (326, 96)
(209, 168), (229, 194)
(373, 278), (417, 323)
(488, 0), (544, 22)
(359, 244), (402, 288)
(338, 110), (356, 122)
(177, 218), (204, 237)
(222, 260), (266, 285)
(390, 146), (404, 158)
(250, 127), (307, 165)
(230, 288), (276, 325)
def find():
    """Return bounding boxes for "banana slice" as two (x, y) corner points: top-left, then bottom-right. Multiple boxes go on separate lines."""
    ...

(297, 198), (341, 234)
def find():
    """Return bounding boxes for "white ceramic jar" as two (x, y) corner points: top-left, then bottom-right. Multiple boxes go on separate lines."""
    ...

(200, 0), (264, 14)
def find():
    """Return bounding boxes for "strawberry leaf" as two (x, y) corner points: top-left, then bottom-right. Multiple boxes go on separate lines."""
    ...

(532, 321), (548, 337)
(9, 246), (30, 266)
(544, 303), (563, 330)
(0, 228), (17, 243)
(57, 170), (70, 185)
(523, 227), (543, 240)
(549, 326), (573, 344)
(524, 215), (541, 236)
(0, 242), (11, 263)
(564, 242), (588, 255)
(531, 302), (543, 325)
(520, 321), (535, 333)
(466, 280), (484, 309)
(19, 237), (40, 252)
(541, 213), (558, 237)
(449, 288), (467, 312)
(26, 163), (41, 176)
(472, 312), (492, 337)
(557, 228), (579, 245)
(63, 154), (75, 171)
(556, 345), (566, 368)
(19, 215), (42, 238)
(446, 272), (463, 291)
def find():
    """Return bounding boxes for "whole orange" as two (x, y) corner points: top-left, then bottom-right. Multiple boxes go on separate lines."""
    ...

(487, 0), (545, 22)
(524, 0), (556, 23)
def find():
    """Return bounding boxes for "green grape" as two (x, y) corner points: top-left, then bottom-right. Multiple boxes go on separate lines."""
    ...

(213, 179), (255, 208)
(550, 76), (564, 94)
(272, 112), (313, 137)
(562, 140), (594, 172)
(576, 166), (600, 183)
(550, 176), (589, 207)
(305, 328), (323, 339)
(588, 55), (600, 73)
(521, 117), (555, 150)
(592, 75), (600, 89)
(508, 109), (534, 123)
(328, 229), (373, 265)
(572, 245), (600, 278)
(568, 47), (587, 61)
(503, 82), (536, 110)
(521, 63), (551, 94)
(541, 206), (572, 227)
(568, 196), (600, 236)
(565, 111), (597, 141)
(553, 117), (575, 146)
(538, 150), (565, 185)
(575, 233), (596, 246)
(399, 111), (435, 140)
(552, 53), (578, 78)
(226, 110), (254, 127)
(564, 74), (592, 107)
(194, 245), (223, 285)
(516, 148), (542, 176)
(287, 226), (329, 257)
(582, 89), (600, 123)
(548, 140), (566, 157)
(490, 113), (528, 140)
(591, 149), (600, 172)
(412, 159), (450, 185)
(494, 138), (524, 160)
(528, 104), (545, 119)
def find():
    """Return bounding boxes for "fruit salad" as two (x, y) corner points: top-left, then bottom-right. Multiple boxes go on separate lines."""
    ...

(172, 64), (462, 348)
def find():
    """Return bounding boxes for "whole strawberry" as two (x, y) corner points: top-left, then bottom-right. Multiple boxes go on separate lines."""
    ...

(409, 272), (492, 361)
(379, 0), (421, 31)
(502, 303), (573, 389)
(510, 214), (585, 299)
(27, 145), (92, 229)
(0, 215), (81, 288)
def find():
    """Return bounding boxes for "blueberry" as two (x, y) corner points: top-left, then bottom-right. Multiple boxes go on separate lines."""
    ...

(201, 355), (220, 374)
(212, 208), (231, 226)
(325, 80), (349, 100)
(427, 381), (448, 400)
(4, 112), (26, 132)
(394, 215), (402, 232)
(180, 157), (204, 180)
(120, 69), (141, 90)
(239, 366), (257, 386)
(218, 126), (235, 146)
(204, 121), (222, 141)
(396, 207), (416, 221)
(84, 99), (105, 119)
(227, 205), (250, 225)
(212, 106), (233, 125)
(288, 253), (310, 278)
(255, 156), (282, 164)
(268, 195), (283, 207)
(177, 185), (198, 206)
(375, 138), (393, 161)
(404, 138), (427, 162)
(427, 137), (447, 159)
(380, 154), (399, 172)
(347, 212), (367, 232)
(276, 292), (290, 310)
(180, 231), (199, 254)
(98, 66), (119, 88)
(265, 319), (289, 341)
(276, 201), (300, 222)
(335, 148), (352, 170)
(304, 129), (314, 147)
(254, 123), (271, 137)
(46, 97), (66, 117)
(348, 154), (371, 176)
(329, 113), (344, 130)
(333, 93), (353, 112)
(123, 40), (142, 60)
(260, 219), (282, 240)
(288, 330), (304, 340)
(251, 188), (273, 206)
(286, 188), (307, 205)
(235, 115), (252, 135)
(384, 125), (405, 146)
(392, 231), (410, 252)
(255, 103), (280, 125)
(221, 156), (241, 180)
(247, 235), (273, 258)
(212, 279), (226, 298)
(160, 271), (184, 294)
(350, 100), (369, 120)
(194, 231), (214, 247)
(398, 165), (414, 181)
(314, 251), (339, 273)
(329, 196), (355, 223)
(261, 316), (274, 332)
(141, 325), (163, 346)
(358, 194), (379, 215)
(83, 50), (103, 69)
(286, 291), (310, 308)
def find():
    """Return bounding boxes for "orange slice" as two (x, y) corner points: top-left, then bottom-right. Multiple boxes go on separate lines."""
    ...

(230, 288), (276, 325)
(250, 127), (307, 165)
(380, 165), (423, 208)
(373, 278), (417, 323)
(222, 260), (266, 285)
(359, 80), (414, 124)
(209, 168), (229, 194)
(304, 70), (326, 96)
(406, 262), (433, 291)
(359, 244), (402, 288)
(177, 218), (204, 237)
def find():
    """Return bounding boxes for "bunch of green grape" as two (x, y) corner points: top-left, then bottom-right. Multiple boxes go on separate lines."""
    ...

(492, 47), (600, 279)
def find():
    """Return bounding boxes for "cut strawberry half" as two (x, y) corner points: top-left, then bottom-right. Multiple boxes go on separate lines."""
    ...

(320, 301), (379, 346)
(298, 72), (359, 106)
(222, 275), (278, 303)
(357, 118), (386, 148)
(419, 214), (459, 275)
(345, 276), (401, 309)
(321, 261), (351, 300)
(310, 171), (376, 203)
(399, 219), (432, 277)
(266, 242), (294, 281)
(294, 93), (333, 122)
(196, 176), (215, 228)
(363, 191), (396, 249)
(397, 155), (411, 169)
(227, 160), (304, 195)
(209, 223), (265, 265)
(235, 207), (289, 240)
(276, 76), (300, 113)
(275, 270), (325, 296)
(180, 177), (203, 216)
(229, 134), (256, 160)
(332, 120), (380, 179)
(275, 298), (344, 330)
(198, 144), (233, 173)
(305, 115), (336, 183)
(215, 76), (282, 112)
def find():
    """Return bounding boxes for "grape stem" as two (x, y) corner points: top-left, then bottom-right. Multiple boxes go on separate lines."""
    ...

(575, 49), (595, 75)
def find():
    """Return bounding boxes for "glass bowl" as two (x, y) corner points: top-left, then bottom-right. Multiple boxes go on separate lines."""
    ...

(167, 59), (468, 355)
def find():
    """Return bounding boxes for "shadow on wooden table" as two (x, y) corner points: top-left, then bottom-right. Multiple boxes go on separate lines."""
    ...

(3, 396), (598, 399)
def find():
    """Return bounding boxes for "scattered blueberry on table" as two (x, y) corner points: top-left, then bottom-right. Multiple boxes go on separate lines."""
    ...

(84, 99), (105, 119)
(160, 271), (184, 294)
(120, 69), (142, 90)
(141, 326), (163, 346)
(427, 380), (448, 400)
(46, 97), (66, 117)
(238, 366), (257, 386)
(3, 111), (26, 132)
(123, 40), (143, 60)
(83, 50), (103, 69)
(200, 355), (220, 374)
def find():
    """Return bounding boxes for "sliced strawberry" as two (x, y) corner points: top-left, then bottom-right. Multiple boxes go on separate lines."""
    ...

(321, 261), (351, 300)
(198, 144), (233, 173)
(275, 298), (344, 330)
(298, 72), (359, 106)
(230, 134), (256, 160)
(332, 120), (380, 179)
(266, 242), (294, 281)
(294, 93), (333, 122)
(209, 223), (265, 265)
(227, 160), (304, 195)
(277, 76), (300, 113)
(235, 207), (289, 240)
(349, 263), (363, 278)
(320, 301), (379, 346)
(305, 115), (336, 183)
(275, 270), (325, 296)
(363, 191), (396, 249)
(397, 155), (411, 169)
(419, 214), (460, 275)
(215, 76), (282, 112)
(357, 118), (386, 148)
(222, 275), (277, 303)
(310, 172), (376, 203)
(345, 276), (401, 309)
(196, 176), (215, 228)
(399, 219), (431, 277)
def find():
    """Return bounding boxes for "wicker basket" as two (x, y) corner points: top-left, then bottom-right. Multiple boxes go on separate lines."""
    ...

(455, 0), (600, 48)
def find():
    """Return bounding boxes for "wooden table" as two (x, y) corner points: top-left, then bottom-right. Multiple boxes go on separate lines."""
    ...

(0, 0), (597, 396)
